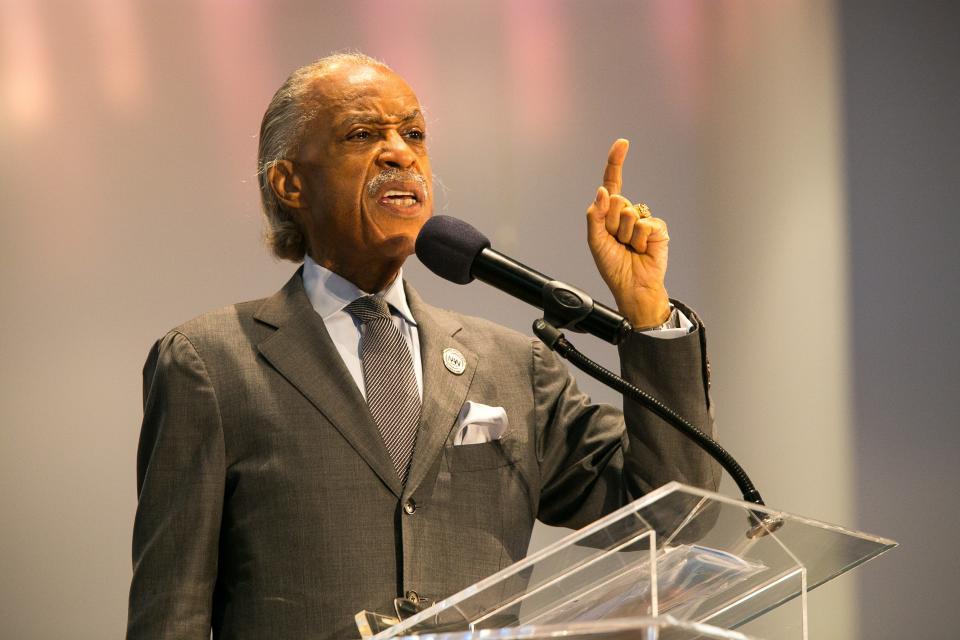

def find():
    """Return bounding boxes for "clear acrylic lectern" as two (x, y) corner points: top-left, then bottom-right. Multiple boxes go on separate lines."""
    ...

(356, 482), (896, 640)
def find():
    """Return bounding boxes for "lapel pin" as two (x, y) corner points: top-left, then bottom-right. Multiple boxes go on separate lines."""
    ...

(442, 348), (466, 375)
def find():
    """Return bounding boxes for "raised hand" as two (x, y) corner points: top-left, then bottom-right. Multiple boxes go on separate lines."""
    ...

(585, 139), (672, 329)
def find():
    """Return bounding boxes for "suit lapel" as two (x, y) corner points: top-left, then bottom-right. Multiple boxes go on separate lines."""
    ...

(254, 271), (403, 498)
(404, 284), (477, 496)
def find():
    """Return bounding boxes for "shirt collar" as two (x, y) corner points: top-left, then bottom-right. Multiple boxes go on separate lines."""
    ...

(301, 254), (417, 326)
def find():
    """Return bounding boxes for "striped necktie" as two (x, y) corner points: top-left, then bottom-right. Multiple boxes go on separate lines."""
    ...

(345, 295), (421, 484)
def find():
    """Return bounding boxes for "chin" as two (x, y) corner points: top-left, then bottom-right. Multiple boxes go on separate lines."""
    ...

(364, 203), (431, 257)
(380, 213), (429, 243)
(374, 232), (418, 260)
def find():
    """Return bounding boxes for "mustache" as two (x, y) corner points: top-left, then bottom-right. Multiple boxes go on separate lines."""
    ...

(365, 168), (429, 199)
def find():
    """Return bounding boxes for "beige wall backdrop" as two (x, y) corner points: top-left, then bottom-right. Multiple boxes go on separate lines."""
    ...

(1, 1), (956, 638)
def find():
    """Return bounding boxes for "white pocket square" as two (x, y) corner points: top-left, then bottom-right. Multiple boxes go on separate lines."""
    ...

(453, 401), (509, 445)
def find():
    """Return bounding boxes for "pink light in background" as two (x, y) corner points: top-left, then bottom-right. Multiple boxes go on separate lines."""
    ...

(356, 0), (435, 105)
(503, 0), (570, 139)
(715, 1), (752, 65)
(198, 0), (275, 141)
(648, 0), (706, 123)
(0, 0), (51, 130)
(86, 0), (146, 113)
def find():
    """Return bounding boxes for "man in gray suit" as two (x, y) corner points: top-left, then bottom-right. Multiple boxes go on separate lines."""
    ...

(127, 53), (720, 639)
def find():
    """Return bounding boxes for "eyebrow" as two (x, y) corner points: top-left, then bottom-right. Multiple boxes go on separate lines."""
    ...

(339, 109), (422, 128)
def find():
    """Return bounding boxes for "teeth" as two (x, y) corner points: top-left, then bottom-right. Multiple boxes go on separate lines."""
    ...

(384, 190), (416, 198)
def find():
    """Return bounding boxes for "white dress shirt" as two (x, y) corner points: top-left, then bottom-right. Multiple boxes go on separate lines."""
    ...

(302, 255), (423, 400)
(301, 255), (692, 401)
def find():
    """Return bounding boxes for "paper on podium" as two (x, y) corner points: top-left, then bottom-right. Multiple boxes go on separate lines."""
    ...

(357, 482), (896, 640)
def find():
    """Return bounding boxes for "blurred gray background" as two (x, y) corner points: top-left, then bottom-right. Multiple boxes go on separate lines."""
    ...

(0, 1), (956, 638)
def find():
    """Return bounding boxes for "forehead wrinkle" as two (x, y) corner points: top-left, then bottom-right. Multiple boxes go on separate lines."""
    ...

(338, 109), (423, 128)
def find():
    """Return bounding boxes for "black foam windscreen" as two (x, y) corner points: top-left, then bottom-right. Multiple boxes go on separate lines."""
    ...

(415, 215), (491, 284)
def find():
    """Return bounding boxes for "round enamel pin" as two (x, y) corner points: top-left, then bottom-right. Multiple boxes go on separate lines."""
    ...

(442, 348), (466, 375)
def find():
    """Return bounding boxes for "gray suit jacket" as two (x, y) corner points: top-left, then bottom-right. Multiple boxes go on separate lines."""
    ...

(127, 271), (719, 639)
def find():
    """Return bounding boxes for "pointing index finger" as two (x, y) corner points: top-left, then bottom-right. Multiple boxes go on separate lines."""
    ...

(602, 138), (629, 195)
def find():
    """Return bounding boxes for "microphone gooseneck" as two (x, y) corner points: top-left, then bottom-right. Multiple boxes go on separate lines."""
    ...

(533, 319), (767, 508)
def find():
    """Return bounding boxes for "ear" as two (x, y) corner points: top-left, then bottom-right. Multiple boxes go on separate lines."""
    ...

(267, 160), (307, 209)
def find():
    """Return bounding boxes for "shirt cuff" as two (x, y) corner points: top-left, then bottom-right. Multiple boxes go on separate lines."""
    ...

(639, 306), (694, 340)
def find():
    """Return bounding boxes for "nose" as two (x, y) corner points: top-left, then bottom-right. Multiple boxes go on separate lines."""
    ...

(377, 130), (416, 170)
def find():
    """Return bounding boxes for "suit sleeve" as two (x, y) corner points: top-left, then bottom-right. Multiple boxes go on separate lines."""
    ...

(127, 331), (225, 639)
(534, 301), (721, 529)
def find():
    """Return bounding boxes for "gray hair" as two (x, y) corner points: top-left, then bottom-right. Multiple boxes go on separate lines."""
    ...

(257, 52), (390, 261)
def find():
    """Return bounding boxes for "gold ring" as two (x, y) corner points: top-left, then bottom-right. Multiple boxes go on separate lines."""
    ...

(633, 202), (652, 218)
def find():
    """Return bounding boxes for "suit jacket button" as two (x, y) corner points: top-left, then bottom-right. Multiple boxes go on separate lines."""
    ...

(403, 498), (416, 515)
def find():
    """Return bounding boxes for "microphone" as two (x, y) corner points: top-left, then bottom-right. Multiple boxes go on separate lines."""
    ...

(416, 216), (774, 519)
(415, 215), (633, 345)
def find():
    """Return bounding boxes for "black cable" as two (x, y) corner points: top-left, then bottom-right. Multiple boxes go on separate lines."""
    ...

(533, 319), (765, 507)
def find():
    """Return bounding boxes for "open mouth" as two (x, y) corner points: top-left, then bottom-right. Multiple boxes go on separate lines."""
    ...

(379, 189), (420, 208)
(367, 170), (428, 214)
(372, 179), (427, 214)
